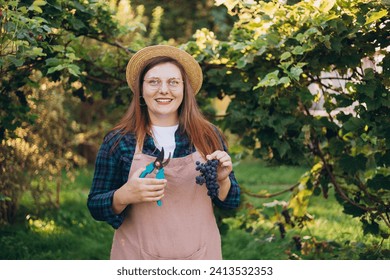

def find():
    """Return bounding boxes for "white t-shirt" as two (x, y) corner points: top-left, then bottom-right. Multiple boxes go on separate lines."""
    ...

(151, 125), (179, 158)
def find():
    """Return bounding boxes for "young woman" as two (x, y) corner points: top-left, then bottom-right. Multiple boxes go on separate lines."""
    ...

(87, 45), (240, 260)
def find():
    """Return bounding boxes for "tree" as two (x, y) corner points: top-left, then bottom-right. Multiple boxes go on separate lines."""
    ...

(185, 0), (390, 244)
(130, 0), (235, 43)
(0, 0), (154, 223)
(2, 0), (222, 224)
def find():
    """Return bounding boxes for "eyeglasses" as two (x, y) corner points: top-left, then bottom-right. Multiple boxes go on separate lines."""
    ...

(143, 78), (183, 90)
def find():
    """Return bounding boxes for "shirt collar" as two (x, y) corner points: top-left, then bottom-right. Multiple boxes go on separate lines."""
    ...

(142, 125), (195, 157)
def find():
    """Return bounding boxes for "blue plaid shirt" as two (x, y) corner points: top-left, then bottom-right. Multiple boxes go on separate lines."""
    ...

(87, 128), (241, 229)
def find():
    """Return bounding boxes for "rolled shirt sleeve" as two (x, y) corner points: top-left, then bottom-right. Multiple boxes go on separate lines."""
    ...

(211, 127), (241, 209)
(87, 133), (130, 229)
(212, 170), (241, 209)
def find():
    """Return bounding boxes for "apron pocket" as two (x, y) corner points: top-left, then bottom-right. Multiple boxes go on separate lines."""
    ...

(140, 245), (206, 260)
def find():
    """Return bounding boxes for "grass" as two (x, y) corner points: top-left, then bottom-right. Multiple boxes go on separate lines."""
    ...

(222, 159), (389, 260)
(0, 158), (388, 260)
(0, 168), (113, 260)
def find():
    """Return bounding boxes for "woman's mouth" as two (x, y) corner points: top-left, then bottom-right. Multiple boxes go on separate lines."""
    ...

(155, 98), (173, 104)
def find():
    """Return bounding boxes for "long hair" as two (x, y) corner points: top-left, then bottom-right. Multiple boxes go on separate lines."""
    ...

(110, 56), (225, 158)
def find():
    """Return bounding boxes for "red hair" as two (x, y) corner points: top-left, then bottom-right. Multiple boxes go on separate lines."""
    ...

(110, 57), (225, 158)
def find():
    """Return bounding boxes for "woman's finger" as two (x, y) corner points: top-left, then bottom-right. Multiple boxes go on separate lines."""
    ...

(143, 194), (165, 202)
(218, 154), (231, 163)
(221, 160), (232, 168)
(207, 150), (227, 161)
(144, 189), (165, 197)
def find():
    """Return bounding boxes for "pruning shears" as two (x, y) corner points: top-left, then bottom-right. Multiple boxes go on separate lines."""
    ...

(139, 147), (171, 206)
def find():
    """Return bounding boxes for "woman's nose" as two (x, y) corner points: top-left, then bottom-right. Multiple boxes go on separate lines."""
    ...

(159, 81), (169, 93)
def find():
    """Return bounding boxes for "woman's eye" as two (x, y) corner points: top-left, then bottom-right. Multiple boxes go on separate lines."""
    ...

(169, 80), (180, 86)
(149, 79), (160, 86)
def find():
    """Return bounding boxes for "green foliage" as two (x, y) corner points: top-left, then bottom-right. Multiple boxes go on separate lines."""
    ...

(186, 0), (390, 238)
(130, 0), (235, 43)
(1, 0), (389, 258)
(1, 161), (387, 260)
(0, 0), (156, 224)
(220, 159), (389, 260)
(0, 0), (226, 224)
(0, 168), (113, 259)
(0, 0), (125, 139)
(0, 78), (87, 224)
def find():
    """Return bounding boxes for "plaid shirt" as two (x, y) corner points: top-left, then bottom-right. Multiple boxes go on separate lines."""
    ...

(87, 128), (241, 229)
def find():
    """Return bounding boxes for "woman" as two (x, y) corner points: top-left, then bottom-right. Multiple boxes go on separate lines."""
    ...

(87, 45), (240, 260)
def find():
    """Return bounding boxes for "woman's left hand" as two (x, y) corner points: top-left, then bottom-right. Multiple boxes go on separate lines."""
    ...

(206, 150), (232, 182)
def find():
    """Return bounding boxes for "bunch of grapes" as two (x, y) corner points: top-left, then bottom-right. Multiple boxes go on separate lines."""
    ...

(195, 159), (219, 198)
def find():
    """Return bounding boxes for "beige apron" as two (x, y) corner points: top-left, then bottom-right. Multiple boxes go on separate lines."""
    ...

(110, 145), (222, 260)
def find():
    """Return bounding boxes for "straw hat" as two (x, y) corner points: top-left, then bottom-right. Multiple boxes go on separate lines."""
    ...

(126, 45), (203, 95)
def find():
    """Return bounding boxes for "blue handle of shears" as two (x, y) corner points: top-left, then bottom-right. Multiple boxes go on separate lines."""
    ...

(155, 168), (165, 206)
(139, 162), (154, 178)
(139, 162), (164, 206)
(156, 168), (165, 179)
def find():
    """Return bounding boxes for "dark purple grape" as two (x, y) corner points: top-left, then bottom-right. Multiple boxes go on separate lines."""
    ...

(195, 159), (220, 198)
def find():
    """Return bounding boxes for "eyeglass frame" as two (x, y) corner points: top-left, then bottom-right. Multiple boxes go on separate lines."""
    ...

(143, 77), (184, 90)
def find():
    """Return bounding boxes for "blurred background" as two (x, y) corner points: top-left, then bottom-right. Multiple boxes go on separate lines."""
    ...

(0, 0), (389, 259)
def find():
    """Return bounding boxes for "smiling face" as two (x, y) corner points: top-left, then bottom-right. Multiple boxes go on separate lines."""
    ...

(142, 62), (184, 126)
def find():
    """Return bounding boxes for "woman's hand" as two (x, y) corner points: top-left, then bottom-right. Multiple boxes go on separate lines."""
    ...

(112, 168), (166, 214)
(206, 150), (233, 182)
(206, 150), (232, 201)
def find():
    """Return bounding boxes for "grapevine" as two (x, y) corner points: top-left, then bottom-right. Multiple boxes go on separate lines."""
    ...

(195, 160), (220, 198)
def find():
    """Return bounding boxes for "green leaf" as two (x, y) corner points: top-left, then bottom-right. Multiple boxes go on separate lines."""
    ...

(221, 0), (239, 11)
(280, 51), (291, 61)
(342, 202), (366, 217)
(236, 56), (247, 69)
(65, 52), (80, 61)
(278, 76), (291, 85)
(51, 45), (65, 53)
(365, 9), (388, 25)
(292, 46), (304, 55)
(67, 64), (81, 77)
(289, 189), (312, 217)
(328, 138), (345, 156)
(364, 68), (375, 80)
(295, 33), (305, 43)
(28, 1), (47, 13)
(318, 0), (336, 13)
(72, 1), (89, 13)
(45, 58), (61, 67)
(313, 186), (322, 196)
(362, 219), (380, 235)
(343, 117), (365, 132)
(29, 5), (43, 13)
(8, 56), (25, 67)
(254, 70), (280, 88)
(366, 174), (390, 191)
(289, 66), (303, 81)
(28, 47), (45, 58)
(47, 64), (65, 74)
(304, 27), (319, 36)
(277, 141), (290, 158)
(70, 18), (87, 30)
(7, 1), (19, 8)
(339, 154), (367, 173)
(18, 6), (28, 13)
(33, 0), (47, 6)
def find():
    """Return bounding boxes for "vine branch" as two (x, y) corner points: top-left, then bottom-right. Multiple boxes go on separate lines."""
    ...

(242, 183), (299, 198)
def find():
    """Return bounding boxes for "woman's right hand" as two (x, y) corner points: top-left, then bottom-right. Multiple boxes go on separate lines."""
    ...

(112, 168), (166, 214)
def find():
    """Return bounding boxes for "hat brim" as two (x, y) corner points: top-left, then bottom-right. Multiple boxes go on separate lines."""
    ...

(126, 45), (203, 95)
